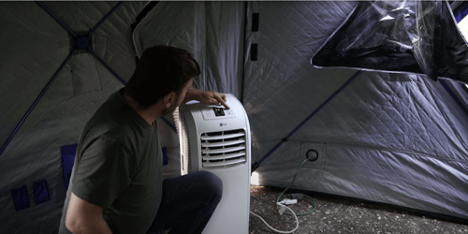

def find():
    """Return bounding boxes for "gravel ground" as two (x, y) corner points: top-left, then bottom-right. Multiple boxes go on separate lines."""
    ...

(249, 185), (468, 234)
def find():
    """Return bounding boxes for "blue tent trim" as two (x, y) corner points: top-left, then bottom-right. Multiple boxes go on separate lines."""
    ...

(33, 180), (50, 205)
(162, 147), (168, 166)
(61, 144), (78, 191)
(454, 4), (468, 23)
(11, 186), (30, 211)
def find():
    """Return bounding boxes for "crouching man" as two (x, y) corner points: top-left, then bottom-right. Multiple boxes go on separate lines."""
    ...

(59, 45), (229, 234)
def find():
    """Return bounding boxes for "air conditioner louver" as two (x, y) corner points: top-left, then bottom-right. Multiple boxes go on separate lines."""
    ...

(200, 129), (247, 168)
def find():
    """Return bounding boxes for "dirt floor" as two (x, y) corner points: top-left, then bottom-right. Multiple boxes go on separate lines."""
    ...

(249, 185), (468, 234)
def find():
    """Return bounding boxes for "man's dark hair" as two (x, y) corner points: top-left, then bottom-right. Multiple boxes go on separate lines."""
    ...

(125, 45), (200, 108)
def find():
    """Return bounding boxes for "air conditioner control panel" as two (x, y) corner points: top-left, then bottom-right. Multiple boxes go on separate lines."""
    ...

(202, 107), (237, 120)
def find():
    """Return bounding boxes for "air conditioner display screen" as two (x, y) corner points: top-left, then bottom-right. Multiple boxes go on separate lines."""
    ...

(213, 108), (225, 116)
(202, 108), (236, 120)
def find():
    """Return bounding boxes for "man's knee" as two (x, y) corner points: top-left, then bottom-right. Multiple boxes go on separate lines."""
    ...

(197, 171), (223, 201)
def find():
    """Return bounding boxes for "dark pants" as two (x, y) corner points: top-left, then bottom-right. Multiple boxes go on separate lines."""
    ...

(147, 171), (223, 234)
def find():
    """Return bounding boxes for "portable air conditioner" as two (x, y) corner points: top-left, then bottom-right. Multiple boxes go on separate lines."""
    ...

(173, 93), (251, 234)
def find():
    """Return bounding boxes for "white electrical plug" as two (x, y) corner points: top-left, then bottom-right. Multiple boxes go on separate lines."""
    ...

(278, 198), (297, 205)
(278, 205), (286, 215)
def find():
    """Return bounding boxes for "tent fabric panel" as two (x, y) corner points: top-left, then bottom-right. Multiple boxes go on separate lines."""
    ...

(245, 1), (468, 220)
(0, 2), (70, 148)
(84, 1), (143, 82)
(0, 2), (146, 233)
(292, 72), (468, 162)
(40, 1), (142, 83)
(256, 141), (468, 220)
(443, 79), (468, 115)
(204, 2), (245, 98)
(71, 53), (104, 95)
(243, 1), (357, 163)
(132, 2), (244, 97)
(133, 1), (206, 89)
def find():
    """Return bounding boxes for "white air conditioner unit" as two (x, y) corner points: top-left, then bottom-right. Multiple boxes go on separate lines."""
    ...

(173, 93), (251, 234)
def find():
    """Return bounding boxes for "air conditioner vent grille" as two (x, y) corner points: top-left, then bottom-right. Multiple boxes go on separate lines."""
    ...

(201, 129), (246, 169)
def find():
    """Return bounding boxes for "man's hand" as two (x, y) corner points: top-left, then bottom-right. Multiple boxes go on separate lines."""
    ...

(185, 90), (230, 109)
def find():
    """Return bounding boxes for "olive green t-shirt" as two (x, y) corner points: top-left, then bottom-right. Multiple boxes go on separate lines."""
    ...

(59, 89), (163, 234)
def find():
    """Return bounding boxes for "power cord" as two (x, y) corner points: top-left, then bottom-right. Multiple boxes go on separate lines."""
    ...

(250, 159), (317, 233)
(250, 203), (299, 233)
(276, 159), (317, 216)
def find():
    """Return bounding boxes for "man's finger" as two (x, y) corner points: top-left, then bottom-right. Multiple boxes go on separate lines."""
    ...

(214, 94), (230, 109)
(218, 93), (226, 100)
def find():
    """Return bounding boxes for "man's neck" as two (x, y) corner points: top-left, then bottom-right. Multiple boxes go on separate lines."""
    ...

(121, 89), (160, 126)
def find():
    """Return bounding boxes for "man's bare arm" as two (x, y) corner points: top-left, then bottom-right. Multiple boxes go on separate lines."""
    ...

(66, 193), (113, 234)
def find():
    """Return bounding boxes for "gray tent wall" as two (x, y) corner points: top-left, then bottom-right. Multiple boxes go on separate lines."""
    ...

(0, 2), (147, 233)
(244, 1), (468, 221)
(0, 1), (468, 233)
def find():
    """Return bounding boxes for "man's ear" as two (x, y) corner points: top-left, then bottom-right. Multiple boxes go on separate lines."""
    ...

(164, 92), (175, 108)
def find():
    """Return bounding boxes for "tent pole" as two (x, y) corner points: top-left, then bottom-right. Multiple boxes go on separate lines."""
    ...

(36, 1), (78, 38)
(87, 48), (127, 85)
(87, 2), (124, 37)
(0, 49), (78, 156)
